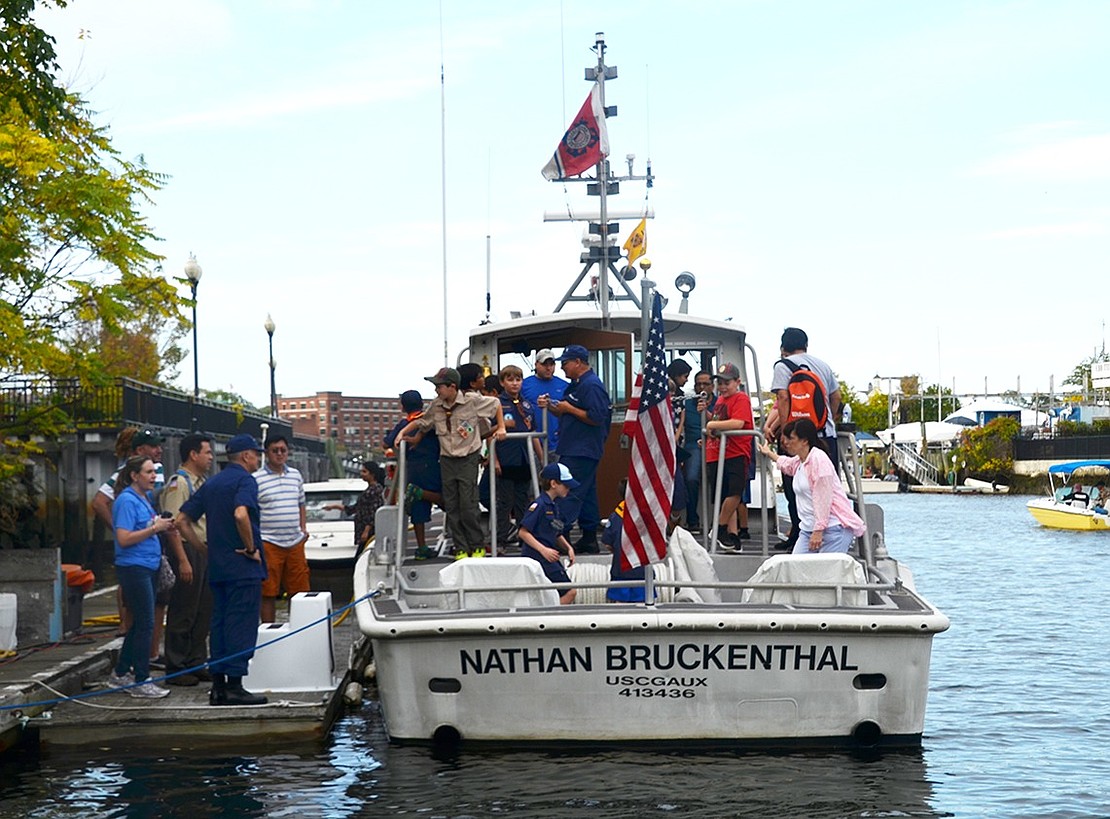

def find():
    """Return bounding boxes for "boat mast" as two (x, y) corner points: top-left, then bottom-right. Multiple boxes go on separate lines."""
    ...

(593, 33), (611, 326)
(549, 32), (655, 319)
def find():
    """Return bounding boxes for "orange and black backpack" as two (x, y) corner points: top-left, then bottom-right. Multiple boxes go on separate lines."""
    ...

(779, 359), (829, 429)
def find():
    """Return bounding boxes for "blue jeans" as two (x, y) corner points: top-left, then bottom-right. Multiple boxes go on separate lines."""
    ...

(684, 453), (702, 527)
(116, 564), (157, 682)
(793, 523), (855, 554)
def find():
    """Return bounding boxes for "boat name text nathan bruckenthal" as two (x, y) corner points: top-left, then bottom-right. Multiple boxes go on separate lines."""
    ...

(459, 642), (861, 675)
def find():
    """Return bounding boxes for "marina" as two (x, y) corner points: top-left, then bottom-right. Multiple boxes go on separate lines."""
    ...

(3, 494), (1109, 816)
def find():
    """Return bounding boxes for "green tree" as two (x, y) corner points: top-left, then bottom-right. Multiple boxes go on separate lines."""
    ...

(2, 2), (183, 485)
(956, 416), (1019, 478)
(921, 383), (958, 423)
(1062, 350), (1109, 397)
(853, 390), (891, 434)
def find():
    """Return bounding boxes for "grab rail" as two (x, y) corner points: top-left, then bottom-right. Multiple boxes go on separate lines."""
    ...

(393, 569), (906, 610)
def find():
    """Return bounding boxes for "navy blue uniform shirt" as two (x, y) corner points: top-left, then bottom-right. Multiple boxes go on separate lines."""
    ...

(555, 368), (612, 461)
(180, 462), (267, 583)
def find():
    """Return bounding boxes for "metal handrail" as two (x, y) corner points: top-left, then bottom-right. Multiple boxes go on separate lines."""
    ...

(487, 429), (548, 555)
(393, 568), (907, 610)
(704, 427), (771, 557)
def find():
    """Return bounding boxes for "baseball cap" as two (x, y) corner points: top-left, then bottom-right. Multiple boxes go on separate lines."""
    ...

(399, 389), (424, 411)
(536, 348), (556, 364)
(540, 462), (580, 489)
(424, 366), (460, 387)
(226, 433), (264, 454)
(558, 344), (590, 363)
(132, 428), (164, 448)
(781, 327), (808, 351)
(714, 362), (741, 381)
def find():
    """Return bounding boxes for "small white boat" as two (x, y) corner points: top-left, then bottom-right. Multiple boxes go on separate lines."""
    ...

(304, 478), (367, 568)
(963, 477), (1009, 495)
(1027, 461), (1110, 531)
(860, 477), (901, 494)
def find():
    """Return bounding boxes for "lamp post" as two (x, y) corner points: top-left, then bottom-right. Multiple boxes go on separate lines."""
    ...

(264, 313), (277, 418)
(184, 254), (203, 399)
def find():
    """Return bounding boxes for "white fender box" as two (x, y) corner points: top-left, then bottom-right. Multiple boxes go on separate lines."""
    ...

(246, 591), (335, 692)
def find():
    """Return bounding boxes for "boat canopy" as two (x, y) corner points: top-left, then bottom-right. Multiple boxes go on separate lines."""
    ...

(1047, 460), (1110, 475)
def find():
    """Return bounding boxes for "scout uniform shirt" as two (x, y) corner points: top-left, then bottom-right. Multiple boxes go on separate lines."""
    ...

(415, 392), (501, 458)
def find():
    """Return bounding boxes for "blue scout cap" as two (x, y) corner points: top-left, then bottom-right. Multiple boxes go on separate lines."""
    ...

(541, 462), (580, 489)
(400, 390), (424, 411)
(226, 434), (264, 454)
(558, 344), (590, 363)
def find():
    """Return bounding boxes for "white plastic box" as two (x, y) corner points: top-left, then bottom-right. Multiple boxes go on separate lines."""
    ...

(246, 591), (335, 692)
(0, 593), (17, 652)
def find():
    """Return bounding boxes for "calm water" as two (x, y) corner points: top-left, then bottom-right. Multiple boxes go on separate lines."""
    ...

(3, 494), (1109, 818)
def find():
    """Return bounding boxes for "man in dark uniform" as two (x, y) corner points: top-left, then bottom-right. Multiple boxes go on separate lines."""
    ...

(175, 433), (268, 707)
(537, 344), (612, 553)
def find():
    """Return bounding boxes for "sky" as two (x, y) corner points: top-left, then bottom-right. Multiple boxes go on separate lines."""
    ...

(35, 0), (1110, 408)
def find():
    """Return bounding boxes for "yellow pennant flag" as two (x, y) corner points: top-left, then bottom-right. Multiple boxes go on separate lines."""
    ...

(623, 217), (647, 266)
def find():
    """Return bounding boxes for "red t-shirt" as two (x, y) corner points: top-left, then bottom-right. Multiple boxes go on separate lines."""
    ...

(705, 391), (753, 463)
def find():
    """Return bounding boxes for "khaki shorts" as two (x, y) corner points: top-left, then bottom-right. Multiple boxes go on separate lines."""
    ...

(261, 541), (311, 598)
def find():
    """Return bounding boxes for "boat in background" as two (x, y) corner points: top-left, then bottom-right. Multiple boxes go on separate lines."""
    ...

(304, 478), (366, 568)
(963, 477), (1009, 495)
(1027, 460), (1110, 530)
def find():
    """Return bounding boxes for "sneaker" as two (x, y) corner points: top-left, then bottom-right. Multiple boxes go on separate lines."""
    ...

(129, 679), (170, 699)
(414, 546), (434, 560)
(107, 671), (134, 689)
(149, 655), (166, 670)
(469, 548), (487, 558)
(738, 528), (751, 541)
(454, 551), (468, 561)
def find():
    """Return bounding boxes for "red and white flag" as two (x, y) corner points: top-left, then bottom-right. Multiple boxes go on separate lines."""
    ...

(621, 293), (676, 572)
(541, 84), (609, 181)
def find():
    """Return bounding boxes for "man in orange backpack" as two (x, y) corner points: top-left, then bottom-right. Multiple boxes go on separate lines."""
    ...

(764, 327), (842, 549)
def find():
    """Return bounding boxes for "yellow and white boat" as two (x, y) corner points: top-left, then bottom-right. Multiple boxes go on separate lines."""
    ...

(1027, 460), (1110, 530)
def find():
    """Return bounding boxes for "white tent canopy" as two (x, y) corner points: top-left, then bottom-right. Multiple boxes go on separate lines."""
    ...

(945, 399), (1047, 428)
(877, 421), (968, 446)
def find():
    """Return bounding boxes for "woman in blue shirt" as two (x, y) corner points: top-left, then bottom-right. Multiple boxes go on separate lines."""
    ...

(109, 456), (174, 698)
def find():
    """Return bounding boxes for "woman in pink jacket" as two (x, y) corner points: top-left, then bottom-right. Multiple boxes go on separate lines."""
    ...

(757, 418), (865, 554)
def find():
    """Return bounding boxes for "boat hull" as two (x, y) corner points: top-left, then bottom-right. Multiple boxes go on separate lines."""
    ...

(360, 599), (945, 746)
(1027, 498), (1110, 531)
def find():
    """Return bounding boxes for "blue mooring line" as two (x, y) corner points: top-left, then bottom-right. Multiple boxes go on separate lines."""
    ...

(0, 590), (380, 713)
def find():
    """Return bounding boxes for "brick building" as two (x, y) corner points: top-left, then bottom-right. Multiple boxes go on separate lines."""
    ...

(275, 391), (423, 453)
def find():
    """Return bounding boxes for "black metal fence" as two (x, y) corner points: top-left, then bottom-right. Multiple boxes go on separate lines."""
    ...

(2, 377), (325, 453)
(1014, 435), (1110, 461)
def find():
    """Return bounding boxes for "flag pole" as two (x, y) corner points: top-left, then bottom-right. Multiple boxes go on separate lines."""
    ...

(594, 32), (610, 327)
(640, 276), (657, 606)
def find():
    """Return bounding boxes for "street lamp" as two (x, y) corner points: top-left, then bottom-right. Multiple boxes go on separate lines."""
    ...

(184, 254), (203, 399)
(264, 313), (277, 417)
(874, 373), (899, 430)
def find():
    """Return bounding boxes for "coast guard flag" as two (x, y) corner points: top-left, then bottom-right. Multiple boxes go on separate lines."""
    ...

(623, 217), (647, 266)
(541, 84), (609, 180)
(621, 292), (676, 571)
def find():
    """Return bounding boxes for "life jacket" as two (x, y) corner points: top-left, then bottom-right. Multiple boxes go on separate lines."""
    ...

(779, 358), (829, 430)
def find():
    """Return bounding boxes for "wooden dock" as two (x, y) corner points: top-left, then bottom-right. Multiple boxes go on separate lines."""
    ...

(0, 575), (371, 754)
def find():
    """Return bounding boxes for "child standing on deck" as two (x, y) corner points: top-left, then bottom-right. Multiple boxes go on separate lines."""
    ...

(495, 365), (543, 549)
(395, 367), (506, 558)
(518, 463), (579, 605)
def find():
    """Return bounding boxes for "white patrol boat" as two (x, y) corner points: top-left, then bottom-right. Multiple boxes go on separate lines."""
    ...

(353, 34), (948, 749)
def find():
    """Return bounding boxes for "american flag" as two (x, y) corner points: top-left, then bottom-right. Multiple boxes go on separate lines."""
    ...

(621, 293), (676, 571)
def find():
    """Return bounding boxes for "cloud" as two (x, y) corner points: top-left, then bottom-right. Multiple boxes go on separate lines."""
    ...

(972, 132), (1110, 180)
